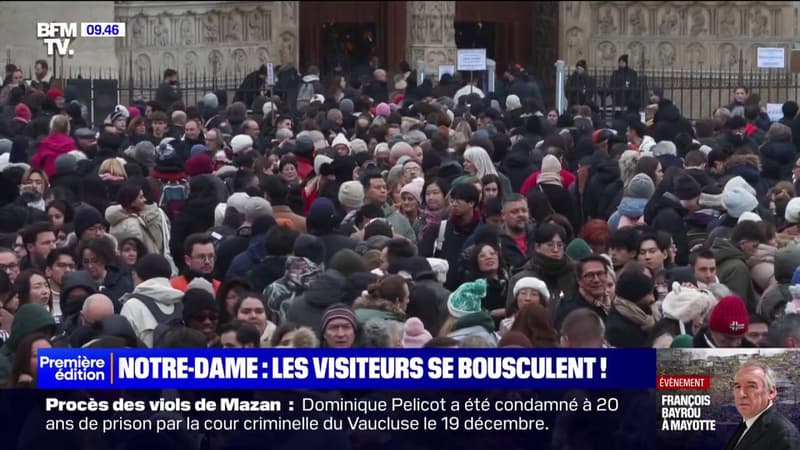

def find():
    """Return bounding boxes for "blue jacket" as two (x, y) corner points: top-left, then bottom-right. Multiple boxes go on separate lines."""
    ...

(227, 234), (267, 278)
(608, 197), (648, 231)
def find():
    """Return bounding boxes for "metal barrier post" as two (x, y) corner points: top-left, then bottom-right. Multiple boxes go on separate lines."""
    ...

(486, 58), (496, 93)
(555, 60), (566, 115)
(415, 60), (425, 86)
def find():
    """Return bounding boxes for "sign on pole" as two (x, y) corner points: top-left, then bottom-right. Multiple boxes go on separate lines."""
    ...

(457, 49), (487, 71)
(766, 103), (783, 122)
(757, 47), (785, 69)
(266, 62), (275, 85)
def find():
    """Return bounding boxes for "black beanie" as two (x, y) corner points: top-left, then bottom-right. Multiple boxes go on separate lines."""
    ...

(134, 254), (172, 281)
(182, 288), (218, 323)
(616, 270), (654, 302)
(672, 173), (702, 200)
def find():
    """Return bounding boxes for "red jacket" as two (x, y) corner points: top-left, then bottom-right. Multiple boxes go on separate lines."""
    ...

(296, 156), (314, 181)
(31, 133), (75, 177)
(519, 169), (576, 195)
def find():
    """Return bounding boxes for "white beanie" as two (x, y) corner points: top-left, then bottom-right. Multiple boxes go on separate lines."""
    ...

(338, 181), (364, 209)
(262, 102), (274, 116)
(226, 192), (251, 214)
(512, 277), (550, 302)
(230, 135), (253, 154)
(506, 94), (521, 111)
(331, 133), (351, 153)
(738, 211), (762, 224)
(652, 141), (677, 157)
(785, 198), (800, 224)
(724, 176), (757, 197)
(314, 154), (333, 174)
(722, 186), (758, 218)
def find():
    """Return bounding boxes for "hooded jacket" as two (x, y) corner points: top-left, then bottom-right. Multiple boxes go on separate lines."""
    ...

(120, 277), (185, 348)
(31, 133), (76, 177)
(725, 154), (769, 197)
(285, 270), (347, 336)
(502, 148), (537, 193)
(105, 203), (166, 255)
(0, 304), (56, 387)
(584, 157), (620, 220)
(760, 140), (797, 184)
(608, 197), (648, 231)
(264, 256), (321, 324)
(646, 192), (690, 265)
(227, 233), (267, 278)
(169, 194), (217, 270)
(352, 294), (405, 326)
(246, 255), (288, 295)
(747, 243), (776, 295)
(710, 238), (758, 312)
(759, 245), (800, 320)
(80, 266), (133, 308)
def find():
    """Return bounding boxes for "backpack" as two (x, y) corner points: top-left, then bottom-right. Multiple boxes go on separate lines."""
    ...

(159, 179), (188, 221)
(296, 81), (315, 112)
(134, 293), (184, 347)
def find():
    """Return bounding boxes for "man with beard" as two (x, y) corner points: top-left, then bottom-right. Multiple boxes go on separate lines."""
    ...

(498, 194), (533, 269)
(171, 233), (221, 294)
(605, 270), (656, 347)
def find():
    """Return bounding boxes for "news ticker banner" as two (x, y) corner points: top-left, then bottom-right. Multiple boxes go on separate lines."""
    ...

(37, 348), (656, 389)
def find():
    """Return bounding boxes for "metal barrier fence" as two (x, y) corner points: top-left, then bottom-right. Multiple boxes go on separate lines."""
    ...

(565, 65), (800, 122)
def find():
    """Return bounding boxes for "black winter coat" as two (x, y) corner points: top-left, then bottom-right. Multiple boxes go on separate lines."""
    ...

(605, 306), (649, 348)
(502, 148), (536, 193)
(420, 215), (480, 291)
(585, 157), (620, 220)
(170, 195), (217, 271)
(645, 192), (690, 265)
(760, 140), (797, 184)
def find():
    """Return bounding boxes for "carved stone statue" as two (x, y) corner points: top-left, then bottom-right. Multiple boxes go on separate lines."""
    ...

(658, 43), (676, 67)
(225, 13), (243, 42)
(279, 32), (296, 65)
(566, 27), (585, 64)
(135, 54), (151, 77)
(185, 51), (199, 76)
(628, 42), (645, 67)
(247, 10), (264, 41)
(752, 10), (768, 36)
(720, 10), (737, 36)
(687, 43), (706, 66)
(629, 9), (646, 36)
(598, 41), (617, 64)
(690, 9), (707, 36)
(209, 50), (224, 75)
(412, 15), (426, 42)
(257, 47), (270, 66)
(598, 9), (617, 34)
(180, 18), (194, 46)
(720, 44), (738, 69)
(233, 49), (248, 73)
(202, 14), (219, 44)
(131, 16), (146, 47)
(281, 1), (296, 24)
(443, 14), (455, 44)
(162, 52), (176, 71)
(659, 9), (679, 35)
(155, 17), (170, 47)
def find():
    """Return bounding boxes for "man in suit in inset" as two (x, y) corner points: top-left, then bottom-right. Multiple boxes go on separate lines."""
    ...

(725, 360), (800, 450)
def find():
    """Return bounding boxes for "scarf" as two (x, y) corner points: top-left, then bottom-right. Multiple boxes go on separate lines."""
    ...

(421, 206), (445, 236)
(613, 296), (657, 331)
(537, 171), (562, 187)
(449, 208), (480, 229)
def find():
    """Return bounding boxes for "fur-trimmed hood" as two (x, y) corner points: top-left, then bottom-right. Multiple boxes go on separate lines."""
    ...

(725, 153), (761, 172)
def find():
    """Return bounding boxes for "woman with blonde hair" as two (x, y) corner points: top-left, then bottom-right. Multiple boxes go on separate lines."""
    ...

(32, 114), (73, 177)
(98, 158), (128, 181)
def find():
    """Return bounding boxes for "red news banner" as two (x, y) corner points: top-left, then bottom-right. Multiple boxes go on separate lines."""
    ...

(657, 375), (716, 431)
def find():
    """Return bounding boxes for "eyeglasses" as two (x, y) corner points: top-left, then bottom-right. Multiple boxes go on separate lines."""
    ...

(582, 271), (607, 280)
(0, 263), (18, 272)
(543, 240), (564, 250)
(192, 254), (215, 262)
(54, 262), (75, 270)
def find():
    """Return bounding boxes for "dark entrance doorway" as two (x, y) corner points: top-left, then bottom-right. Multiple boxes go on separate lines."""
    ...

(299, 2), (406, 83)
(454, 22), (496, 58)
(320, 23), (377, 83)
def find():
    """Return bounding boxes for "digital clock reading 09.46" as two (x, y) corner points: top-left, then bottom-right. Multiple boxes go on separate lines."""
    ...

(81, 22), (126, 38)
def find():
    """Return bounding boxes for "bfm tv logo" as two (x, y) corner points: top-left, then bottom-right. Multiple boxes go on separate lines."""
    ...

(37, 23), (76, 56)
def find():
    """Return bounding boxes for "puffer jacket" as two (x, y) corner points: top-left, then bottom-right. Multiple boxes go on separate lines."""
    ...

(264, 257), (321, 325)
(711, 238), (757, 312)
(352, 294), (405, 327)
(105, 203), (166, 255)
(760, 140), (797, 184)
(747, 243), (776, 295)
(119, 277), (184, 348)
(285, 270), (347, 336)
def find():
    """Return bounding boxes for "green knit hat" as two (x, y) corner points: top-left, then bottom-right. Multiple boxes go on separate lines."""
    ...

(448, 279), (487, 318)
(566, 238), (593, 260)
(670, 334), (694, 348)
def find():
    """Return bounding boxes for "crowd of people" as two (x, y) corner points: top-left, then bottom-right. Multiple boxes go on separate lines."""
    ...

(0, 55), (799, 387)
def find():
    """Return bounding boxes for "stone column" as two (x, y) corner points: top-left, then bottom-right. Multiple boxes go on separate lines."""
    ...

(407, 1), (456, 77)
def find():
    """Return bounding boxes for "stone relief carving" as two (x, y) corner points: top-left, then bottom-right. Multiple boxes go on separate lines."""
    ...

(202, 14), (220, 44)
(412, 49), (425, 64)
(657, 42), (676, 67)
(180, 17), (194, 46)
(686, 43), (706, 66)
(751, 8), (769, 37)
(597, 41), (617, 64)
(131, 16), (146, 47)
(566, 2), (582, 21)
(208, 49), (224, 75)
(443, 14), (455, 44)
(429, 17), (442, 43)
(184, 51), (199, 76)
(426, 49), (448, 69)
(225, 12), (243, 42)
(247, 10), (264, 42)
(155, 17), (170, 47)
(720, 9), (738, 36)
(256, 47), (270, 66)
(162, 52), (176, 71)
(689, 7), (708, 36)
(658, 7), (680, 35)
(566, 27), (585, 64)
(279, 31), (296, 64)
(629, 8), (646, 36)
(412, 15), (426, 43)
(414, 2), (425, 14)
(627, 41), (645, 68)
(135, 54), (151, 76)
(598, 7), (617, 35)
(281, 1), (296, 25)
(232, 48), (248, 73)
(719, 43), (739, 69)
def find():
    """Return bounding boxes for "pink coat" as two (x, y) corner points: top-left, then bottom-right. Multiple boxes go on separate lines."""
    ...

(31, 133), (76, 177)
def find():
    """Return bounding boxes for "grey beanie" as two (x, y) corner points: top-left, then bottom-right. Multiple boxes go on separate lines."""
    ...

(203, 92), (219, 109)
(0, 138), (12, 154)
(54, 153), (77, 174)
(624, 173), (655, 199)
(131, 141), (156, 169)
(339, 98), (355, 115)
